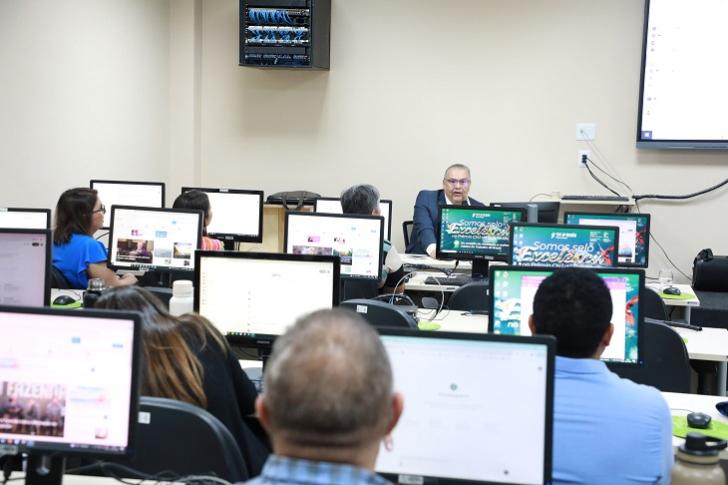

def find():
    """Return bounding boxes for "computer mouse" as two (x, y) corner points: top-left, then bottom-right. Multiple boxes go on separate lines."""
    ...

(52, 294), (77, 306)
(715, 401), (728, 417)
(663, 286), (681, 296)
(687, 412), (712, 429)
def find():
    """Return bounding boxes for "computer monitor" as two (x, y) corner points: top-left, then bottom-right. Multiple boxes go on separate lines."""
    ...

(284, 212), (384, 281)
(564, 212), (651, 268)
(509, 222), (620, 268)
(314, 197), (393, 241)
(0, 306), (141, 483)
(0, 208), (51, 229)
(489, 201), (560, 224)
(90, 180), (166, 229)
(376, 329), (555, 485)
(488, 266), (644, 365)
(108, 206), (202, 272)
(0, 229), (51, 307)
(180, 187), (264, 245)
(194, 251), (339, 349)
(436, 205), (525, 278)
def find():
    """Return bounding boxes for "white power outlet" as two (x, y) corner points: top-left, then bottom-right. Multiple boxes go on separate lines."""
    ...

(576, 123), (596, 141)
(577, 150), (591, 168)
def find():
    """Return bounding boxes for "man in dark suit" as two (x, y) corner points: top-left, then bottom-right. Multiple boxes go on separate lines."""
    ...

(406, 163), (485, 255)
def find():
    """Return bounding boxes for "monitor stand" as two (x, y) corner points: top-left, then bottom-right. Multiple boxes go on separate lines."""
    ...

(222, 240), (236, 251)
(471, 259), (491, 281)
(25, 454), (64, 485)
(139, 269), (194, 288)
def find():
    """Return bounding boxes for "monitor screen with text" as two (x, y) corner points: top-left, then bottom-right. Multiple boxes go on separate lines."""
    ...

(109, 206), (202, 271)
(285, 212), (383, 280)
(509, 223), (619, 268)
(314, 198), (393, 240)
(488, 266), (643, 364)
(437, 206), (524, 262)
(0, 209), (50, 230)
(90, 180), (165, 229)
(0, 229), (50, 307)
(0, 307), (140, 455)
(181, 188), (263, 243)
(565, 212), (651, 268)
(195, 252), (339, 343)
(376, 330), (554, 485)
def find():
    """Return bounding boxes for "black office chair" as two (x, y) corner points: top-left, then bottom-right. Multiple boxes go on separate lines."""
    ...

(608, 320), (691, 393)
(448, 281), (489, 313)
(340, 299), (418, 329)
(642, 287), (668, 320)
(102, 396), (249, 482)
(50, 266), (71, 289)
(402, 220), (414, 249)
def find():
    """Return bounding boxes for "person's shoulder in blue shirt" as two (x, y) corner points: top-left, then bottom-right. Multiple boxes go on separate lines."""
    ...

(53, 232), (107, 289)
(406, 163), (484, 255)
(528, 268), (673, 485)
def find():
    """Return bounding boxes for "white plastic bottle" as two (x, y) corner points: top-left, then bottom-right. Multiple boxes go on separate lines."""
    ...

(168, 280), (194, 316)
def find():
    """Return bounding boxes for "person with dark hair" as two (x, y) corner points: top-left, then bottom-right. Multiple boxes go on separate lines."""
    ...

(94, 286), (269, 475)
(406, 163), (485, 256)
(528, 268), (672, 485)
(172, 190), (224, 250)
(52, 187), (137, 288)
(340, 184), (405, 293)
(247, 309), (403, 485)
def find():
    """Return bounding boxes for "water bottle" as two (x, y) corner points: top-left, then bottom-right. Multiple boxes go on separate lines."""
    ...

(672, 432), (727, 485)
(169, 280), (194, 316)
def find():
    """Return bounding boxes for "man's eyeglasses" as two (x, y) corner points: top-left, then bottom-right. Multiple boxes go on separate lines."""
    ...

(93, 205), (106, 214)
(444, 178), (471, 187)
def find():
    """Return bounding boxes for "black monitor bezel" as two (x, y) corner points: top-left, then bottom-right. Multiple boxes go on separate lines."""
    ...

(436, 205), (526, 262)
(563, 211), (651, 269)
(0, 228), (51, 306)
(108, 205), (203, 272)
(194, 250), (340, 348)
(487, 265), (645, 367)
(376, 327), (555, 485)
(180, 187), (264, 243)
(508, 222), (621, 268)
(283, 211), (384, 281)
(89, 179), (166, 230)
(489, 201), (561, 224)
(0, 305), (142, 457)
(0, 208), (52, 229)
(314, 197), (394, 241)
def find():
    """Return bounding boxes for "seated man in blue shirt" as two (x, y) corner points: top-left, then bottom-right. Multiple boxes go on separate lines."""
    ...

(528, 268), (673, 485)
(248, 309), (404, 485)
(406, 163), (485, 256)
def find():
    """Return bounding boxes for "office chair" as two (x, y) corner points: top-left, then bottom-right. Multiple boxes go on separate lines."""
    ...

(50, 266), (71, 289)
(340, 299), (418, 329)
(642, 287), (669, 320)
(102, 396), (249, 482)
(448, 281), (489, 313)
(608, 320), (691, 393)
(402, 220), (414, 249)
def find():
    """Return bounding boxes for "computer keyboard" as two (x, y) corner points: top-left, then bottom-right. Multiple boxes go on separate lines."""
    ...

(561, 195), (630, 202)
(425, 274), (473, 287)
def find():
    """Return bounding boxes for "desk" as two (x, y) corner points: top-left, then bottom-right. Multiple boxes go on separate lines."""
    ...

(663, 391), (728, 459)
(674, 327), (728, 396)
(400, 253), (471, 270)
(647, 283), (701, 322)
(417, 308), (488, 333)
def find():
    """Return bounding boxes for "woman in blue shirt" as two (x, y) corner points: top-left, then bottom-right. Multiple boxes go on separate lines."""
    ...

(52, 187), (137, 289)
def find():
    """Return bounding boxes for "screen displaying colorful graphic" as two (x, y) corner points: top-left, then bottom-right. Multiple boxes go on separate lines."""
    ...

(437, 206), (524, 260)
(509, 223), (619, 268)
(565, 212), (650, 268)
(488, 267), (642, 364)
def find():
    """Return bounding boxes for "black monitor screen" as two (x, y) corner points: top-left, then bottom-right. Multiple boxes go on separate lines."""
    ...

(564, 212), (651, 268)
(90, 180), (166, 229)
(0, 208), (51, 230)
(0, 306), (140, 455)
(0, 229), (51, 307)
(509, 223), (619, 268)
(376, 329), (554, 484)
(437, 206), (524, 261)
(108, 206), (202, 272)
(490, 201), (560, 224)
(489, 266), (644, 365)
(195, 251), (339, 346)
(181, 187), (264, 243)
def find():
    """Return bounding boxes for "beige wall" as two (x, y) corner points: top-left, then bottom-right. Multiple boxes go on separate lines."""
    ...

(1, 0), (725, 282)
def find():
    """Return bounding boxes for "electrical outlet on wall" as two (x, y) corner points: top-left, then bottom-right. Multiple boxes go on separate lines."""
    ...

(576, 123), (596, 141)
(577, 150), (590, 168)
